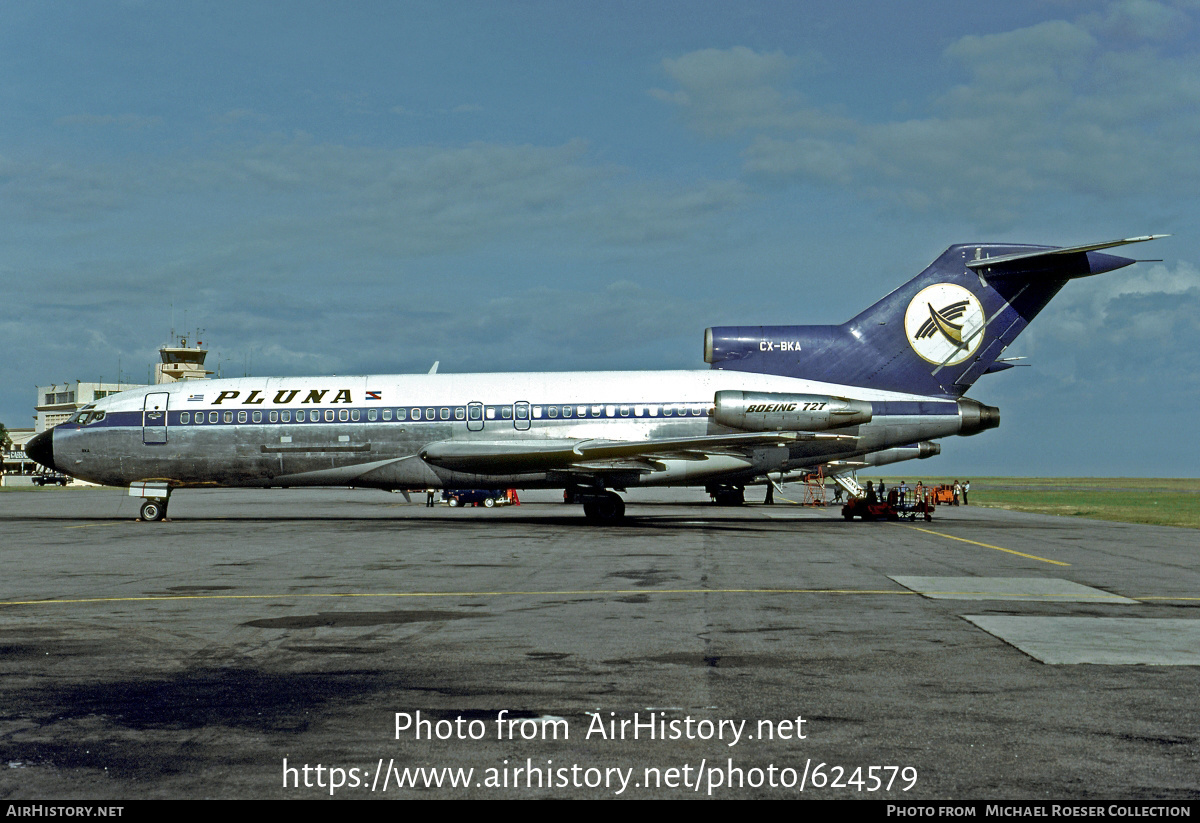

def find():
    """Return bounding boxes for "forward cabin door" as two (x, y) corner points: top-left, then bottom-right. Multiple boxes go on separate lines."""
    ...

(143, 392), (169, 444)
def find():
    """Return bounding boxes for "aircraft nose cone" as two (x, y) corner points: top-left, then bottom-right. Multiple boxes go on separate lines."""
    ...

(25, 430), (55, 471)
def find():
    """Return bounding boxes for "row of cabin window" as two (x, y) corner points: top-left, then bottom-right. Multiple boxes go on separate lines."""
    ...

(177, 404), (707, 426)
(533, 404), (705, 419)
(177, 408), (465, 425)
(182, 409), (366, 425)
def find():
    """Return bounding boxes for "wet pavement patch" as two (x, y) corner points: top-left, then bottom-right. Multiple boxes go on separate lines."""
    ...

(2, 667), (391, 733)
(605, 568), (681, 588)
(243, 609), (482, 629)
(646, 653), (777, 669)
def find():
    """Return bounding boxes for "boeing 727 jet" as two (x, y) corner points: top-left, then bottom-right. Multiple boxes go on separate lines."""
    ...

(25, 235), (1164, 522)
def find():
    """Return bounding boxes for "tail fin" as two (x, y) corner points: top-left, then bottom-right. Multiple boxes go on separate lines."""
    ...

(705, 236), (1165, 397)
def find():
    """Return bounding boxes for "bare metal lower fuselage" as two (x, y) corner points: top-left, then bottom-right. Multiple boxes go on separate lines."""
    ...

(37, 370), (973, 492)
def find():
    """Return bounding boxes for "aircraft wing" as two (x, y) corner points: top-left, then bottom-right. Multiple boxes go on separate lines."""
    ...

(419, 431), (855, 475)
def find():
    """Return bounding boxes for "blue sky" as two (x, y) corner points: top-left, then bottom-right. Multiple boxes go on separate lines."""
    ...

(3, 0), (1198, 475)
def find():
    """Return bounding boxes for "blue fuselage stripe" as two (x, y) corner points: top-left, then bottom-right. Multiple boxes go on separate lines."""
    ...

(64, 399), (959, 432)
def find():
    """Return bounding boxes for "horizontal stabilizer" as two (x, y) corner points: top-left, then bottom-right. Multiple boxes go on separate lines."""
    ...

(967, 235), (1168, 276)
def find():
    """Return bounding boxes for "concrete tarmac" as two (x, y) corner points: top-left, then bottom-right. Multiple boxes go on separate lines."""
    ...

(0, 486), (1197, 799)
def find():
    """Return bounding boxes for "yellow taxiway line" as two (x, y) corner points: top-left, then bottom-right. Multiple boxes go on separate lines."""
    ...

(905, 525), (1070, 566)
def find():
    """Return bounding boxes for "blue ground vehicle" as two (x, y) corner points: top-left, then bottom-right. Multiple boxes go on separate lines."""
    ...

(444, 489), (507, 508)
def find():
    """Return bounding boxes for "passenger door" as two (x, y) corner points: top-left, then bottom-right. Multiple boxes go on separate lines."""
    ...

(143, 392), (169, 444)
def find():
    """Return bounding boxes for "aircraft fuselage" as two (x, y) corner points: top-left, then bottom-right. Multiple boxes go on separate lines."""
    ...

(41, 370), (974, 492)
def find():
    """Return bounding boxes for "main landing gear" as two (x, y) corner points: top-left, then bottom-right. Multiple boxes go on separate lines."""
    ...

(707, 484), (745, 506)
(574, 489), (626, 523)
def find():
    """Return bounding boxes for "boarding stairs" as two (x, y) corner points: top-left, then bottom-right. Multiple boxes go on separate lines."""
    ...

(832, 472), (866, 499)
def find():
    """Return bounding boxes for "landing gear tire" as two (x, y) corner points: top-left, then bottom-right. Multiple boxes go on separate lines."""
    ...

(583, 492), (625, 523)
(711, 486), (745, 506)
(140, 500), (166, 522)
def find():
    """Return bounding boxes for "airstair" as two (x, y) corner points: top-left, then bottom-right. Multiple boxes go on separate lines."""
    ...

(831, 472), (865, 499)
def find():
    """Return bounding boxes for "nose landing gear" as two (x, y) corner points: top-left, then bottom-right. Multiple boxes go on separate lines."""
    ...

(140, 499), (167, 522)
(130, 482), (172, 522)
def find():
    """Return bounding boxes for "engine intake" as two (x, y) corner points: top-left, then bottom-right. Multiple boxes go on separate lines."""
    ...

(713, 391), (872, 432)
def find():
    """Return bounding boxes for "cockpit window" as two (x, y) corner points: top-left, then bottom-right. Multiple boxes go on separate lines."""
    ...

(70, 406), (97, 424)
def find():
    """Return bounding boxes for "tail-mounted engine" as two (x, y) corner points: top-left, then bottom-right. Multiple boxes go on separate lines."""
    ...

(713, 391), (872, 432)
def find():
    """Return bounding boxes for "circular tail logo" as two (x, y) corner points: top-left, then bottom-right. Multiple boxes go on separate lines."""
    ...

(904, 284), (984, 365)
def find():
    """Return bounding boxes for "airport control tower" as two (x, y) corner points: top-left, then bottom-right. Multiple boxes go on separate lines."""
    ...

(154, 334), (214, 383)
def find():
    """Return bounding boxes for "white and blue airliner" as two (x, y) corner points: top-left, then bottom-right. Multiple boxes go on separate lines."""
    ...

(25, 236), (1163, 522)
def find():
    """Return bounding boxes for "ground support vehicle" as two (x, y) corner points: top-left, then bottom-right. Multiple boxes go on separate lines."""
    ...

(444, 489), (508, 508)
(931, 485), (957, 504)
(841, 497), (933, 522)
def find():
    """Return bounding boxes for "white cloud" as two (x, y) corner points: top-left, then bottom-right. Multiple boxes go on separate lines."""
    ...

(653, 4), (1200, 224)
(3, 136), (750, 262)
(1048, 260), (1200, 345)
(1010, 256), (1200, 407)
(0, 132), (753, 414)
(54, 113), (163, 130)
(650, 46), (842, 137)
(214, 109), (270, 125)
(1085, 0), (1192, 41)
(0, 156), (136, 220)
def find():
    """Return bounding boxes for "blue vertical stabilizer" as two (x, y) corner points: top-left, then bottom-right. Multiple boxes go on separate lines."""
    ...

(705, 236), (1163, 397)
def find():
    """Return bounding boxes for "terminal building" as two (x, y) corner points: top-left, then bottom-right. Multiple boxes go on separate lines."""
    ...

(34, 382), (140, 433)
(1, 428), (37, 476)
